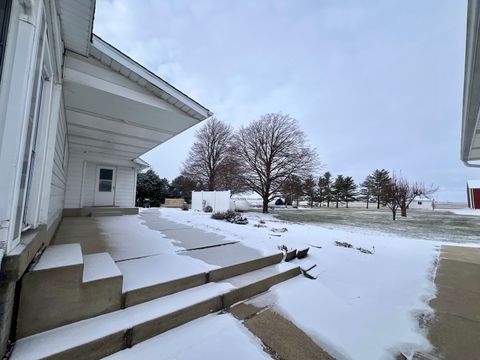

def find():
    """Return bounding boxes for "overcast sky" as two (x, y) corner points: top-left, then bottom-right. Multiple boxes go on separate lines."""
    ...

(94, 0), (474, 202)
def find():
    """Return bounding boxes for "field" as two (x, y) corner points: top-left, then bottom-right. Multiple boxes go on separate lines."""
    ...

(270, 207), (480, 244)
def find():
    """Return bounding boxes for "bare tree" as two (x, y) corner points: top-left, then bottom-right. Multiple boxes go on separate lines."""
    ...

(384, 175), (437, 220)
(181, 117), (234, 191)
(234, 113), (318, 213)
(383, 178), (401, 221)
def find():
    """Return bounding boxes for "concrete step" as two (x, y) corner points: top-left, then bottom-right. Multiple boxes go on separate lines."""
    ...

(11, 263), (300, 360)
(123, 252), (284, 307)
(16, 246), (123, 339)
(90, 210), (124, 217)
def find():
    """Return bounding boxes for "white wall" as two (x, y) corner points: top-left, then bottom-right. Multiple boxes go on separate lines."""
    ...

(47, 107), (68, 226)
(191, 191), (231, 213)
(409, 200), (433, 210)
(0, 0), (64, 252)
(64, 153), (137, 208)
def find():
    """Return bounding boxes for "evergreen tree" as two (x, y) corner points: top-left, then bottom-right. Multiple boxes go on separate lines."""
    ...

(365, 169), (391, 209)
(343, 176), (358, 208)
(332, 175), (345, 208)
(360, 176), (375, 208)
(303, 174), (317, 207)
(281, 175), (303, 206)
(136, 170), (169, 207)
(318, 171), (333, 207)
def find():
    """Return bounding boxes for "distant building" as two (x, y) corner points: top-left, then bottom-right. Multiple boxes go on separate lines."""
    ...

(409, 197), (434, 210)
(467, 180), (480, 209)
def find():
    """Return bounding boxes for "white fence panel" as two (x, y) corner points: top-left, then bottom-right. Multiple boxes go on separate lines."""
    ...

(191, 191), (231, 213)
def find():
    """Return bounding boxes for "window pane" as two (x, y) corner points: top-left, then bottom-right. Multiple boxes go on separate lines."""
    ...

(99, 180), (112, 192)
(99, 169), (113, 180)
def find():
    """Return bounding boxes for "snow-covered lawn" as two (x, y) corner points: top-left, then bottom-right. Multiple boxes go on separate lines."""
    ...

(158, 208), (446, 359)
(446, 208), (480, 216)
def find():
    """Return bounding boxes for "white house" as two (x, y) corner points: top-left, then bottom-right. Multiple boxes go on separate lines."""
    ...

(0, 0), (211, 354)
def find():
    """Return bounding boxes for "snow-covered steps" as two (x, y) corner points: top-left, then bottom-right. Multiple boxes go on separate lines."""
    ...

(123, 252), (284, 307)
(16, 245), (123, 338)
(11, 263), (300, 360)
(220, 262), (301, 307)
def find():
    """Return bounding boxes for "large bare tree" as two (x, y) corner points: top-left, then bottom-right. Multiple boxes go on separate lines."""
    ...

(181, 117), (234, 191)
(384, 174), (437, 220)
(234, 113), (318, 213)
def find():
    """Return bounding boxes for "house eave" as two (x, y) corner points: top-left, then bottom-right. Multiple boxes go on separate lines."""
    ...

(462, 0), (480, 163)
(90, 35), (212, 121)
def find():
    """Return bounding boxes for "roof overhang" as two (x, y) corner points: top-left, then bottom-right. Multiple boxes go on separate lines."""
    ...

(56, 0), (95, 56)
(56, 0), (212, 162)
(63, 48), (211, 160)
(462, 0), (480, 166)
(57, 2), (212, 162)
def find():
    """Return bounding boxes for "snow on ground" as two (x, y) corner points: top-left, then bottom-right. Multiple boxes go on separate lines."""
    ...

(159, 207), (443, 360)
(105, 313), (270, 360)
(446, 208), (480, 216)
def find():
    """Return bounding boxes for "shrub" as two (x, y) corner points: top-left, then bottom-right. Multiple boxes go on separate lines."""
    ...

(211, 212), (225, 220)
(275, 198), (284, 206)
(204, 205), (213, 213)
(211, 210), (248, 224)
(181, 203), (189, 211)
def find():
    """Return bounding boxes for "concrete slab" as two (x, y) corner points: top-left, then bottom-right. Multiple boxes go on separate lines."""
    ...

(116, 253), (215, 293)
(427, 245), (480, 359)
(139, 209), (231, 249)
(181, 242), (266, 268)
(230, 303), (335, 360)
(441, 245), (480, 265)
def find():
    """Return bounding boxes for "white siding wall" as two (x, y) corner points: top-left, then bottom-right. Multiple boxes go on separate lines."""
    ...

(64, 154), (83, 208)
(47, 110), (68, 225)
(115, 166), (136, 207)
(83, 162), (96, 206)
(64, 154), (136, 208)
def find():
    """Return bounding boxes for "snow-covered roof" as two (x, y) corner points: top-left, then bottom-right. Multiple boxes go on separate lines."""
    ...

(467, 180), (480, 188)
(414, 196), (433, 202)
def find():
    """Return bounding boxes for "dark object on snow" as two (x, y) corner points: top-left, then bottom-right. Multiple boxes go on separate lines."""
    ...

(296, 247), (309, 259)
(285, 249), (297, 262)
(309, 244), (322, 249)
(278, 244), (288, 252)
(335, 241), (353, 248)
(275, 198), (284, 206)
(271, 227), (288, 233)
(301, 264), (317, 279)
(204, 205), (213, 213)
(356, 247), (374, 255)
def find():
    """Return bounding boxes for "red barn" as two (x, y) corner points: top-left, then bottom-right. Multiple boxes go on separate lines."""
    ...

(467, 180), (480, 209)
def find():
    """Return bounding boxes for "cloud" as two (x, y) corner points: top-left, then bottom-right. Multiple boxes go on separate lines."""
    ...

(94, 0), (471, 201)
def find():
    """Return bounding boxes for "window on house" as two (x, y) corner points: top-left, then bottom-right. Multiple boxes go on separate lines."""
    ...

(0, 0), (12, 81)
(418, 201), (422, 205)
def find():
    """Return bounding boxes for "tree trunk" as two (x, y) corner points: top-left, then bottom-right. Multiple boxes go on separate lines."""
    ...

(377, 197), (380, 209)
(346, 201), (349, 208)
(336, 199), (339, 208)
(327, 200), (330, 207)
(401, 205), (407, 217)
(392, 209), (396, 221)
(366, 199), (369, 209)
(262, 197), (269, 214)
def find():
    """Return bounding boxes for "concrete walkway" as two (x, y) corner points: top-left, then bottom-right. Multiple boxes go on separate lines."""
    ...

(425, 245), (480, 359)
(230, 303), (335, 360)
